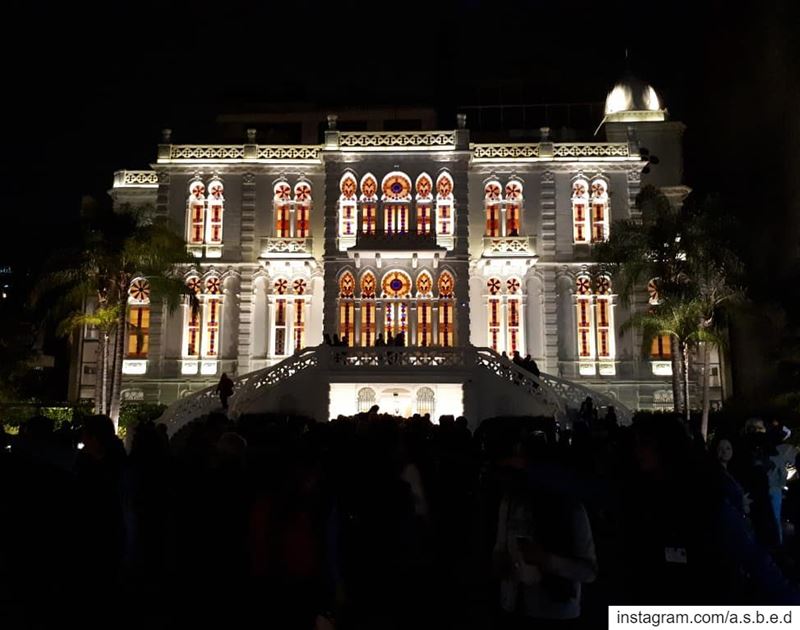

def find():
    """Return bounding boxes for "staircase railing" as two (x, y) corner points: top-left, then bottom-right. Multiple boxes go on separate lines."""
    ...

(537, 372), (633, 425)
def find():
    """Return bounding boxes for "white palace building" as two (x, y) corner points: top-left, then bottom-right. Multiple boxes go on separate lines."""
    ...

(72, 79), (722, 432)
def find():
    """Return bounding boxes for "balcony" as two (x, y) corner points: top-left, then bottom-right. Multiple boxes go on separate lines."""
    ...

(259, 237), (314, 258)
(482, 236), (537, 258)
(347, 231), (446, 260)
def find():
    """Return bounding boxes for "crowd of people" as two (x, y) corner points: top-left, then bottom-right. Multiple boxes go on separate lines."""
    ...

(1, 407), (800, 629)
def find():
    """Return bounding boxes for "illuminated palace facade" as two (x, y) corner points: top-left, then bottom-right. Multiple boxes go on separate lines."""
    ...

(73, 81), (724, 419)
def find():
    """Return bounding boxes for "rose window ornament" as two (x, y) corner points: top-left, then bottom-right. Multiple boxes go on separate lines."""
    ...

(488, 278), (501, 295)
(576, 276), (592, 295)
(129, 278), (150, 301)
(274, 278), (288, 295)
(206, 277), (222, 295)
(186, 277), (202, 294)
(293, 278), (307, 295)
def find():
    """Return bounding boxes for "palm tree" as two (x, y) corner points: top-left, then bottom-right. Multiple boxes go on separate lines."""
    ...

(38, 199), (190, 429)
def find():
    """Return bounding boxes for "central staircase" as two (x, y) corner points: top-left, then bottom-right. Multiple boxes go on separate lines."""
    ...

(159, 345), (631, 436)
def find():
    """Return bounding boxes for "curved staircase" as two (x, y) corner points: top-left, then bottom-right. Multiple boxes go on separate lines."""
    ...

(159, 345), (631, 436)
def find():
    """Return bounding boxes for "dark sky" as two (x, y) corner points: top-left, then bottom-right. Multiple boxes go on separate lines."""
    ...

(2, 0), (798, 288)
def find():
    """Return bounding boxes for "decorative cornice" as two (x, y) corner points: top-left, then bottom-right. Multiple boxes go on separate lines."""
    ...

(113, 170), (159, 188)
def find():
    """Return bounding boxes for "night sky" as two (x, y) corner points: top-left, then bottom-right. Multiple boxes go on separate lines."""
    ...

(2, 0), (798, 296)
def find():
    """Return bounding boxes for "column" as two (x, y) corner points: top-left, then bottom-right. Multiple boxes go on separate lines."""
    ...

(431, 304), (439, 345)
(409, 302), (418, 346)
(237, 271), (254, 374)
(241, 173), (256, 261)
(266, 296), (276, 359)
(540, 171), (556, 258)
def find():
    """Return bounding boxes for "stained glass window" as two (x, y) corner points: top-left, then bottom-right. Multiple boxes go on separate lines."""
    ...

(416, 272), (433, 297)
(187, 180), (206, 244)
(436, 173), (454, 237)
(382, 271), (412, 298)
(381, 172), (411, 236)
(185, 276), (201, 357)
(360, 271), (376, 298)
(572, 179), (590, 244)
(339, 173), (358, 238)
(416, 173), (433, 235)
(485, 180), (502, 237)
(294, 180), (312, 239)
(294, 298), (305, 351)
(505, 179), (522, 236)
(576, 274), (593, 359)
(361, 301), (375, 347)
(339, 272), (355, 298)
(438, 271), (454, 298)
(274, 180), (292, 238)
(416, 387), (435, 415)
(206, 179), (224, 244)
(506, 277), (521, 355)
(418, 301), (432, 347)
(127, 278), (150, 358)
(274, 298), (287, 356)
(591, 178), (609, 242)
(439, 301), (454, 347)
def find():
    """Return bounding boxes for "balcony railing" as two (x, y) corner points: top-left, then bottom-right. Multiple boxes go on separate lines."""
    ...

(260, 237), (314, 257)
(482, 236), (537, 257)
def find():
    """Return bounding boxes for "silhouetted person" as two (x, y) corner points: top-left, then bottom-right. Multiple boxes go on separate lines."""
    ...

(217, 372), (234, 410)
(332, 334), (341, 346)
(375, 333), (386, 346)
(323, 333), (333, 345)
(394, 331), (405, 346)
(341, 334), (349, 347)
(524, 354), (540, 378)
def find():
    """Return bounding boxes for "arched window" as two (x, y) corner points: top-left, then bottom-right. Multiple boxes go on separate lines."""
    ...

(382, 270), (412, 344)
(381, 172), (412, 235)
(435, 172), (454, 240)
(338, 271), (356, 346)
(357, 387), (376, 412)
(127, 278), (150, 358)
(415, 173), (433, 235)
(575, 274), (594, 359)
(590, 178), (610, 242)
(187, 180), (206, 245)
(273, 277), (289, 356)
(338, 172), (358, 242)
(647, 279), (672, 360)
(206, 179), (224, 245)
(484, 179), (503, 237)
(204, 276), (223, 358)
(572, 178), (590, 244)
(505, 178), (523, 236)
(184, 276), (202, 358)
(437, 271), (455, 347)
(294, 179), (312, 239)
(506, 277), (522, 355)
(416, 387), (435, 416)
(360, 173), (378, 235)
(487, 277), (502, 351)
(292, 278), (308, 351)
(360, 271), (377, 347)
(274, 180), (292, 238)
(595, 275), (614, 360)
(416, 271), (433, 347)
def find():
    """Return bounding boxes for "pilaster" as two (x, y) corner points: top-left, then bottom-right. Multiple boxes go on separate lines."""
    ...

(540, 170), (556, 259)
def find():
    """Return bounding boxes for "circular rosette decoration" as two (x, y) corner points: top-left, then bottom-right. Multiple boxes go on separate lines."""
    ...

(487, 277), (501, 295)
(591, 180), (607, 198)
(273, 180), (292, 201)
(293, 278), (307, 295)
(129, 278), (151, 302)
(206, 277), (222, 295)
(506, 278), (520, 294)
(572, 180), (587, 197)
(186, 276), (202, 295)
(189, 181), (205, 199)
(484, 181), (502, 201)
(596, 276), (611, 295)
(274, 278), (289, 295)
(576, 276), (592, 295)
(381, 271), (412, 298)
(382, 174), (411, 201)
(294, 181), (312, 202)
(505, 181), (522, 201)
(208, 179), (224, 200)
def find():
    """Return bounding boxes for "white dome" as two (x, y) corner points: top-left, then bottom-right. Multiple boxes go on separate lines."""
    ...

(604, 77), (666, 122)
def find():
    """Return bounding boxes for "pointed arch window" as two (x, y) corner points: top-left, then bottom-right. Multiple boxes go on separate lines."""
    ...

(576, 274), (594, 359)
(590, 178), (610, 242)
(575, 274), (616, 368)
(339, 172), (358, 242)
(358, 387), (376, 412)
(360, 173), (378, 235)
(415, 173), (433, 235)
(484, 180), (503, 237)
(294, 180), (312, 239)
(595, 275), (614, 360)
(206, 179), (224, 245)
(274, 180), (292, 238)
(360, 271), (377, 347)
(416, 271), (433, 347)
(204, 276), (223, 358)
(572, 178), (590, 244)
(435, 172), (454, 241)
(647, 279), (672, 360)
(381, 172), (412, 235)
(382, 270), (411, 343)
(416, 387), (435, 415)
(338, 271), (356, 346)
(187, 180), (206, 245)
(505, 179), (523, 237)
(438, 271), (455, 347)
(127, 278), (150, 358)
(293, 278), (307, 351)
